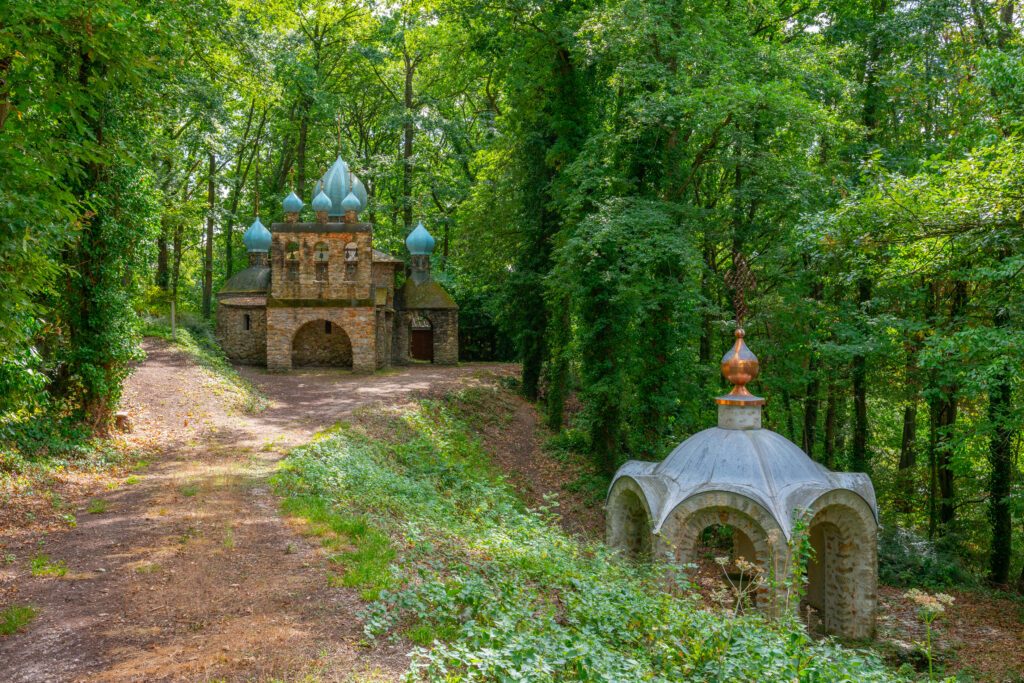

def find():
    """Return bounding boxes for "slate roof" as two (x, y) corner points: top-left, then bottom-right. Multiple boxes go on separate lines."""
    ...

(395, 279), (458, 310)
(218, 265), (271, 296)
(611, 420), (878, 539)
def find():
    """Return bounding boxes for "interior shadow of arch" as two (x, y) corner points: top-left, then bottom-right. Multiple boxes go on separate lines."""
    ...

(290, 319), (353, 368)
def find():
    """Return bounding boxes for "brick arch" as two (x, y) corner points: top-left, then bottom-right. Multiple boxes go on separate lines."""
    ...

(266, 307), (376, 372)
(804, 489), (877, 639)
(658, 491), (789, 612)
(290, 318), (352, 368)
(605, 477), (653, 559)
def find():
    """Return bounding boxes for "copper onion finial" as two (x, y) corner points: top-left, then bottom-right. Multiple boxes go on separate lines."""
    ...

(716, 328), (765, 406)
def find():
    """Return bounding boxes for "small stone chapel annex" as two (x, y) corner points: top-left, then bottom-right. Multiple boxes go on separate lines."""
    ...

(606, 328), (879, 640)
(215, 153), (458, 371)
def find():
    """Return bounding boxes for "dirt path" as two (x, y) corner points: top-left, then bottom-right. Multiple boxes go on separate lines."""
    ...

(0, 339), (516, 682)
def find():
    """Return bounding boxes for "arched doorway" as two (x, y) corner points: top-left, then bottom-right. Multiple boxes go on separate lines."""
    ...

(291, 319), (353, 368)
(410, 313), (433, 362)
(606, 479), (652, 559)
(660, 494), (787, 615)
(694, 522), (762, 611)
(802, 493), (877, 639)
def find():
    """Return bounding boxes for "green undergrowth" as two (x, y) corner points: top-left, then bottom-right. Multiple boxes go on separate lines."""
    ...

(0, 412), (130, 480)
(143, 317), (266, 414)
(273, 387), (906, 682)
(0, 605), (37, 636)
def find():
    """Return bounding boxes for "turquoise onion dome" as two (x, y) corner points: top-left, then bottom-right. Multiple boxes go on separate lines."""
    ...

(351, 175), (368, 211)
(312, 190), (333, 213)
(341, 192), (361, 213)
(243, 217), (272, 253)
(320, 156), (351, 214)
(406, 221), (436, 255)
(282, 191), (304, 213)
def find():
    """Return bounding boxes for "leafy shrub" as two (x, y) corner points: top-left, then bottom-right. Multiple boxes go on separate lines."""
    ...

(543, 427), (589, 462)
(0, 412), (127, 478)
(275, 397), (905, 682)
(878, 524), (977, 590)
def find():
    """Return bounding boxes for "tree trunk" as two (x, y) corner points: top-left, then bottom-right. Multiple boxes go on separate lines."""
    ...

(823, 382), (837, 468)
(156, 220), (169, 290)
(933, 280), (966, 531)
(988, 306), (1013, 584)
(896, 341), (920, 513)
(802, 356), (821, 458)
(402, 51), (415, 233)
(895, 402), (917, 513)
(802, 275), (824, 457)
(544, 301), (570, 430)
(851, 278), (871, 472)
(172, 222), (182, 302)
(202, 151), (215, 319)
(297, 105), (309, 199)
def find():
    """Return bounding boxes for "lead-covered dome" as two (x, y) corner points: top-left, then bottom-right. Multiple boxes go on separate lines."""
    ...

(614, 427), (877, 539)
(283, 191), (304, 213)
(316, 155), (368, 215)
(406, 221), (435, 255)
(243, 217), (272, 253)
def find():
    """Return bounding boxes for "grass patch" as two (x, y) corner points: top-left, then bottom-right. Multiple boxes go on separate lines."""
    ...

(143, 317), (267, 414)
(179, 483), (200, 497)
(0, 605), (37, 635)
(30, 554), (67, 577)
(86, 498), (109, 514)
(279, 494), (394, 599)
(272, 391), (904, 682)
(222, 525), (235, 549)
(123, 475), (140, 485)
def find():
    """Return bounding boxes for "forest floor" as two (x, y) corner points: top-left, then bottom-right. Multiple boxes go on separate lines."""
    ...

(0, 338), (516, 682)
(0, 337), (1022, 681)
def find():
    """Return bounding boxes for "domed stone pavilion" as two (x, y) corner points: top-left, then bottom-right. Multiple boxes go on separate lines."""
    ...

(606, 329), (878, 639)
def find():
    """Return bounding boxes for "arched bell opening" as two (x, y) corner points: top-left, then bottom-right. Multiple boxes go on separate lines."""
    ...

(291, 319), (353, 368)
(605, 478), (652, 560)
(802, 492), (878, 640)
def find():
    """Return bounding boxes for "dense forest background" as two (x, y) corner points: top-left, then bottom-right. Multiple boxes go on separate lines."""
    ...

(2, 0), (1023, 591)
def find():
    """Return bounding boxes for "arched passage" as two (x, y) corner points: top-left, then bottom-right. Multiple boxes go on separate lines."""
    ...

(803, 490), (877, 640)
(659, 492), (787, 614)
(291, 319), (353, 368)
(605, 478), (652, 559)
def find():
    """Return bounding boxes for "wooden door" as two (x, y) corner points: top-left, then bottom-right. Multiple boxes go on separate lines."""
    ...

(411, 329), (434, 362)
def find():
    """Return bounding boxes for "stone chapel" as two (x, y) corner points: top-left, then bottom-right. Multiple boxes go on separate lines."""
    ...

(606, 328), (879, 639)
(215, 154), (458, 371)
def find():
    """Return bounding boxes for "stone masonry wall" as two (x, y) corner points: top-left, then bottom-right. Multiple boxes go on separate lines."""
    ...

(266, 306), (376, 372)
(392, 309), (458, 366)
(216, 305), (267, 364)
(270, 228), (372, 301)
(371, 262), (397, 307)
(375, 309), (393, 369)
(392, 311), (411, 366)
(429, 310), (458, 365)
